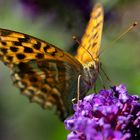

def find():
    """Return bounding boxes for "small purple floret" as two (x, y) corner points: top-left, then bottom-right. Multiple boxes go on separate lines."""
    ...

(64, 84), (140, 140)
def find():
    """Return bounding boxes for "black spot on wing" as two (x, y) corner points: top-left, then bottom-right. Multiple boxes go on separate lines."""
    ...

(1, 41), (7, 45)
(7, 56), (13, 61)
(92, 42), (97, 47)
(36, 53), (44, 59)
(14, 41), (22, 46)
(33, 41), (41, 50)
(24, 47), (33, 53)
(92, 32), (98, 39)
(50, 51), (56, 56)
(10, 46), (18, 52)
(16, 53), (26, 60)
(18, 36), (30, 42)
(1, 48), (8, 54)
(94, 21), (102, 29)
(43, 44), (50, 53)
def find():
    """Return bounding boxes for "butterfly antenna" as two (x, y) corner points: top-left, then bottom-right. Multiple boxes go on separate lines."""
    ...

(100, 63), (116, 86)
(72, 35), (95, 62)
(113, 21), (137, 43)
(99, 21), (138, 57)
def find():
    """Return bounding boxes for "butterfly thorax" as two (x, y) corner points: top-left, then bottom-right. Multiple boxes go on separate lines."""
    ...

(83, 60), (99, 88)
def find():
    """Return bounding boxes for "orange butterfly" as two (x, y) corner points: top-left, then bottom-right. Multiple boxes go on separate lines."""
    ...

(0, 3), (103, 120)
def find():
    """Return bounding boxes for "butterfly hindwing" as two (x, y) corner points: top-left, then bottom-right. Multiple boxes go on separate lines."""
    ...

(11, 60), (81, 120)
(75, 3), (103, 64)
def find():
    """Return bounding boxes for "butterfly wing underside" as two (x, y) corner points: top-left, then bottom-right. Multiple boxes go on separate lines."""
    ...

(11, 59), (81, 120)
(75, 3), (104, 64)
(0, 28), (84, 120)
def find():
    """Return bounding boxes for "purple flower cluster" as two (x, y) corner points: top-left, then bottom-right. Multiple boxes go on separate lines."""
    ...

(64, 84), (140, 140)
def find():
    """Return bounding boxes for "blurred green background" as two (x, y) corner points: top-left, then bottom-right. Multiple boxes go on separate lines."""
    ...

(0, 0), (140, 140)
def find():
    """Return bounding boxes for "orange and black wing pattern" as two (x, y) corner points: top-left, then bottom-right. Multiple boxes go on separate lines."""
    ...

(0, 3), (104, 120)
(11, 59), (81, 120)
(75, 3), (104, 64)
(0, 28), (82, 69)
(0, 28), (83, 120)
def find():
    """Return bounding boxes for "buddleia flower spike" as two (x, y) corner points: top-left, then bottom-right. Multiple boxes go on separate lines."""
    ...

(64, 84), (140, 140)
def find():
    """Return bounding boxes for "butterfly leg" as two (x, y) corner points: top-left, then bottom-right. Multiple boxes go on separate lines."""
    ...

(98, 72), (106, 89)
(77, 75), (82, 101)
(93, 82), (97, 94)
(71, 75), (82, 104)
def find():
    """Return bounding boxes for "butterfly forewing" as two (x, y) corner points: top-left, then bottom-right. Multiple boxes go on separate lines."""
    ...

(75, 3), (103, 64)
(0, 29), (82, 69)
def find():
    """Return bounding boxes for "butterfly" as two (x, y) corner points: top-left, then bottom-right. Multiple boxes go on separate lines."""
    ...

(0, 3), (103, 120)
